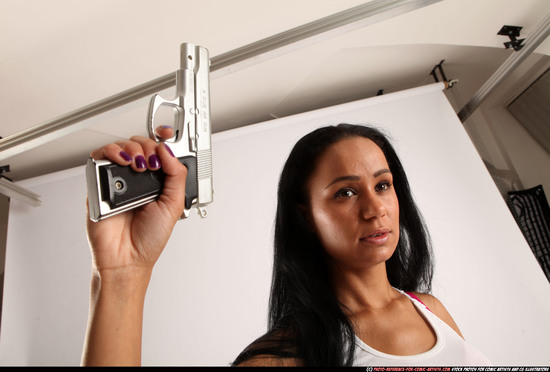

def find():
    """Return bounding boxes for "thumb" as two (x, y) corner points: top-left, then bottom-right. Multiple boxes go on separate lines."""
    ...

(157, 143), (188, 218)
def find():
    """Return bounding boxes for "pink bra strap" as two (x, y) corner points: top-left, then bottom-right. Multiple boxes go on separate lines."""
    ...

(406, 291), (432, 312)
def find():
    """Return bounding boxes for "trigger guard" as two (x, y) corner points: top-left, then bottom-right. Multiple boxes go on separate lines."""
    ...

(147, 94), (181, 141)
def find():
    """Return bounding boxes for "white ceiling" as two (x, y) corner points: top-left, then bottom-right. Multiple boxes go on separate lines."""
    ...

(1, 0), (550, 181)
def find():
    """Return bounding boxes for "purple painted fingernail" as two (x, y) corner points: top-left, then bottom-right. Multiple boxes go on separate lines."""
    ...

(120, 151), (132, 162)
(149, 154), (160, 169)
(164, 143), (175, 157)
(135, 155), (147, 169)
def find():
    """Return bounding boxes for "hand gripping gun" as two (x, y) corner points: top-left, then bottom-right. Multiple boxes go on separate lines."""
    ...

(86, 43), (213, 222)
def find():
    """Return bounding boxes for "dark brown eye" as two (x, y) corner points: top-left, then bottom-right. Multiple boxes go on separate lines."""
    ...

(334, 188), (357, 199)
(375, 181), (392, 192)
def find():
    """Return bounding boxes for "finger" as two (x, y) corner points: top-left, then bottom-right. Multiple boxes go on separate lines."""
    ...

(114, 139), (149, 172)
(156, 143), (188, 219)
(130, 136), (162, 171)
(90, 143), (133, 165)
(154, 126), (175, 141)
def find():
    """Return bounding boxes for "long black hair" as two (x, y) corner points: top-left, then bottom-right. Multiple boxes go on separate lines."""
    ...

(233, 124), (433, 366)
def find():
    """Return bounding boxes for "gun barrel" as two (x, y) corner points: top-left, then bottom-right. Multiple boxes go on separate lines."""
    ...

(181, 44), (213, 209)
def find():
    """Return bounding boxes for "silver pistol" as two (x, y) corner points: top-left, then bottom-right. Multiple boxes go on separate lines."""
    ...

(86, 43), (213, 222)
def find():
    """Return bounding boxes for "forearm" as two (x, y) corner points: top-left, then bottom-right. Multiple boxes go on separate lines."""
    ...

(81, 266), (152, 366)
(82, 135), (186, 365)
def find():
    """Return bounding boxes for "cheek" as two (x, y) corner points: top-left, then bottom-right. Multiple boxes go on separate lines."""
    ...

(383, 188), (399, 221)
(388, 193), (398, 212)
(309, 205), (352, 247)
(389, 196), (400, 244)
(391, 196), (400, 227)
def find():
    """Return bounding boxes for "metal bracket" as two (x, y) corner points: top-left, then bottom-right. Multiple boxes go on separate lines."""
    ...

(430, 59), (458, 89)
(498, 25), (525, 51)
(0, 165), (11, 182)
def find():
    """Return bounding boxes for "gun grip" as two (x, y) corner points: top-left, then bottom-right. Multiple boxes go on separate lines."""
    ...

(99, 156), (198, 211)
(179, 156), (198, 210)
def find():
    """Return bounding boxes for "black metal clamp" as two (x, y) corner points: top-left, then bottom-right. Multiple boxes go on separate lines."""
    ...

(0, 165), (12, 182)
(498, 25), (524, 51)
(430, 59), (458, 89)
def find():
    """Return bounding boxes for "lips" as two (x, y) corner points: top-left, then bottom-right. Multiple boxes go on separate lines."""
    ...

(360, 228), (391, 244)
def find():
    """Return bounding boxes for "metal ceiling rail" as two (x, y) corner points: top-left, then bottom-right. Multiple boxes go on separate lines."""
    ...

(0, 0), (441, 160)
(458, 12), (550, 122)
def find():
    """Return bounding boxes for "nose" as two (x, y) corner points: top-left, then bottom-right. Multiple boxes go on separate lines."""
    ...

(359, 192), (386, 220)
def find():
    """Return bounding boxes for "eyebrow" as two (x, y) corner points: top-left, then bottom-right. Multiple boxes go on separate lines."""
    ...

(324, 168), (392, 189)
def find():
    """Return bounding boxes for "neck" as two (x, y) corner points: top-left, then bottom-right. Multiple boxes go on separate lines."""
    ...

(330, 262), (398, 313)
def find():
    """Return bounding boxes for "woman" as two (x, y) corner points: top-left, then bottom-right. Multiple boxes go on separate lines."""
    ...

(82, 124), (491, 366)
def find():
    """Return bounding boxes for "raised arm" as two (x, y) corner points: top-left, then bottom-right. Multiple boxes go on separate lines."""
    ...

(81, 132), (187, 366)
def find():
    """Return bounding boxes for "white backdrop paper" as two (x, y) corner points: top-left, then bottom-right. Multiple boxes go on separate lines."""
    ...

(1, 83), (548, 366)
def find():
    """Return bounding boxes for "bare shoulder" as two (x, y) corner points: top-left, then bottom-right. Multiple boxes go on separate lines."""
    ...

(235, 355), (302, 367)
(411, 292), (465, 339)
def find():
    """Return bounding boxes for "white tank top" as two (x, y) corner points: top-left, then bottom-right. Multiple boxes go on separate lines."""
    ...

(352, 290), (492, 366)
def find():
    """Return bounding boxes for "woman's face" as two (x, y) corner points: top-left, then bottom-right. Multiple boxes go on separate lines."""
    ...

(304, 136), (400, 272)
